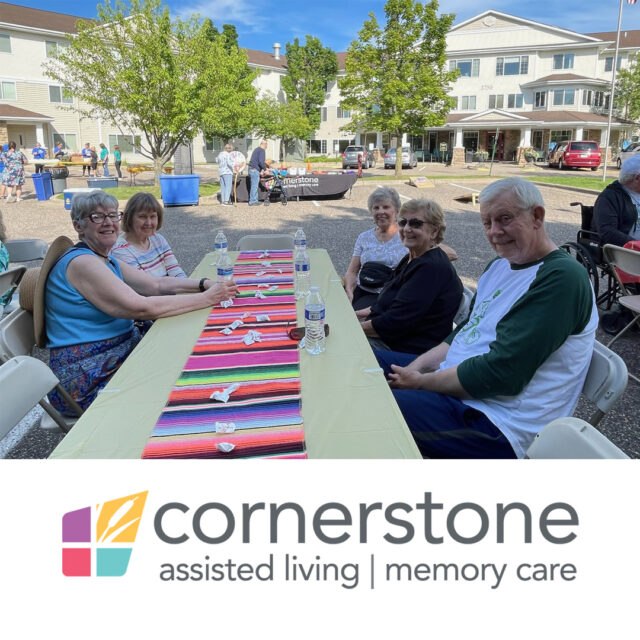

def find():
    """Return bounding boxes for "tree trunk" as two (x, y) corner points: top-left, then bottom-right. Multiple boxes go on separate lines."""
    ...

(153, 156), (165, 187)
(395, 140), (403, 178)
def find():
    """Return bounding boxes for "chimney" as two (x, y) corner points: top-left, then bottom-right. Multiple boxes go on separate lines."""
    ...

(273, 42), (281, 60)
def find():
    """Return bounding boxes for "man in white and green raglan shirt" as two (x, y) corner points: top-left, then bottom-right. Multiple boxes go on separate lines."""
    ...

(375, 177), (598, 458)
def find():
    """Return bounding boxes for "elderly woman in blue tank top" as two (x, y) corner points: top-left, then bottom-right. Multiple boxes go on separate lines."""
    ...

(38, 190), (238, 415)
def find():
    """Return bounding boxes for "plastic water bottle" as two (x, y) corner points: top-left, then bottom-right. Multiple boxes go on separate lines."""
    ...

(304, 286), (326, 355)
(294, 227), (306, 254)
(214, 229), (228, 256)
(217, 251), (233, 281)
(294, 248), (310, 299)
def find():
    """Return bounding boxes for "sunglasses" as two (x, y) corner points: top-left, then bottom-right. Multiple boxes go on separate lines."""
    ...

(287, 324), (330, 341)
(398, 218), (427, 229)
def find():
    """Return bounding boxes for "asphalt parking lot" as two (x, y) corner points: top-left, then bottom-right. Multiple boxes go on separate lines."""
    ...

(2, 160), (638, 458)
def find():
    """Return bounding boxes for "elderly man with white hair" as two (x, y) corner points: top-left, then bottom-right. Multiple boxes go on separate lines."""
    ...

(593, 154), (640, 245)
(375, 177), (598, 459)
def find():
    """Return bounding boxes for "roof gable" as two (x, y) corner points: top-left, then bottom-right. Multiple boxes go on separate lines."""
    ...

(0, 1), (91, 34)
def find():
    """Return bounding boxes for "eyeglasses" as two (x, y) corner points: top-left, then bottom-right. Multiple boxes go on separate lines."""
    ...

(88, 211), (123, 224)
(287, 324), (330, 341)
(398, 218), (427, 229)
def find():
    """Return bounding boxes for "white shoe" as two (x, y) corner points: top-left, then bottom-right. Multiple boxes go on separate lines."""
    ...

(15, 197), (22, 202)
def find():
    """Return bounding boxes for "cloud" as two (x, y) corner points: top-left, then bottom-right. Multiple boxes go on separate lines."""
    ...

(176, 0), (268, 32)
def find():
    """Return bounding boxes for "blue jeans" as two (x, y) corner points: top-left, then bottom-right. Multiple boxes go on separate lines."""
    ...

(249, 168), (260, 204)
(103, 160), (109, 177)
(375, 350), (517, 459)
(220, 173), (232, 203)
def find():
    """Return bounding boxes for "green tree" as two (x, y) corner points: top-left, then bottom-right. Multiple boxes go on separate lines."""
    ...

(253, 92), (313, 161)
(44, 0), (255, 182)
(200, 18), (258, 145)
(281, 36), (338, 130)
(615, 59), (640, 122)
(339, 0), (457, 176)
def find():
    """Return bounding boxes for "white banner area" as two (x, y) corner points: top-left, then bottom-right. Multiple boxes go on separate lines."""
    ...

(1, 460), (637, 638)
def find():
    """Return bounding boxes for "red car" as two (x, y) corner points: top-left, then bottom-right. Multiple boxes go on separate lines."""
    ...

(548, 141), (601, 171)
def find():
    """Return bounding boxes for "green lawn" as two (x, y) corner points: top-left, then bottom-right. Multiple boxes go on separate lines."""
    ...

(525, 175), (615, 191)
(56, 182), (220, 200)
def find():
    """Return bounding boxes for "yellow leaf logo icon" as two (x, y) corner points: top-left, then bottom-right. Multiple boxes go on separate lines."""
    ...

(95, 491), (148, 543)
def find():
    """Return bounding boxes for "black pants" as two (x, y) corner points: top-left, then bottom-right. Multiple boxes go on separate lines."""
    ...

(115, 162), (122, 178)
(34, 163), (43, 173)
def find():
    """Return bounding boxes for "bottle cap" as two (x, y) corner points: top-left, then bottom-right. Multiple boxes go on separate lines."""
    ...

(309, 286), (318, 292)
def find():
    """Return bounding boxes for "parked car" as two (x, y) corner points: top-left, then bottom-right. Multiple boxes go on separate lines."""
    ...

(341, 145), (375, 169)
(384, 146), (418, 169)
(616, 141), (640, 169)
(547, 140), (601, 171)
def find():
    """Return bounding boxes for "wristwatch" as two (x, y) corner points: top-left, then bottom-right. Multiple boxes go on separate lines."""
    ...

(199, 277), (210, 292)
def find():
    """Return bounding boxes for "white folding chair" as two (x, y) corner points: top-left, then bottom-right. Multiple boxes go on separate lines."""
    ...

(581, 340), (628, 426)
(0, 308), (83, 431)
(453, 285), (475, 327)
(0, 356), (79, 440)
(4, 238), (48, 263)
(525, 417), (629, 459)
(237, 234), (294, 251)
(0, 265), (26, 314)
(602, 244), (640, 383)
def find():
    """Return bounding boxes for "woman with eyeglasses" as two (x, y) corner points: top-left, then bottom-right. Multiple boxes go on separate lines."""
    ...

(357, 198), (463, 355)
(111, 192), (186, 278)
(41, 190), (238, 414)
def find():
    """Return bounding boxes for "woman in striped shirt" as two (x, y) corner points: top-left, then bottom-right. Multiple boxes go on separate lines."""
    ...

(111, 192), (186, 278)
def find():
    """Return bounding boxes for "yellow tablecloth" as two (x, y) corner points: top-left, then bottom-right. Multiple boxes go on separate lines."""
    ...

(50, 249), (420, 459)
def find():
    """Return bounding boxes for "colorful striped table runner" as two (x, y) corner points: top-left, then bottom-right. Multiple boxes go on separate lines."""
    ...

(141, 250), (306, 459)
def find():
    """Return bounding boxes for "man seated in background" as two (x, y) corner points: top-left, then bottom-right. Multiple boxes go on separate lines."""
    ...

(376, 178), (598, 459)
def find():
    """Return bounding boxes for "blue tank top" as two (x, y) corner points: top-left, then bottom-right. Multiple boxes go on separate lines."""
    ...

(45, 246), (133, 348)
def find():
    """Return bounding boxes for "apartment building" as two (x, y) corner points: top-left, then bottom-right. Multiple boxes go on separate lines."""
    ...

(1, 4), (638, 166)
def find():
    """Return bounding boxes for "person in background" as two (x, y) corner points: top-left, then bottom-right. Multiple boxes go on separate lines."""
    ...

(32, 142), (46, 174)
(217, 143), (234, 206)
(90, 146), (99, 177)
(111, 192), (186, 278)
(81, 142), (92, 177)
(54, 141), (65, 159)
(99, 143), (110, 177)
(0, 209), (12, 308)
(0, 141), (28, 202)
(113, 144), (122, 178)
(592, 154), (640, 246)
(248, 140), (268, 206)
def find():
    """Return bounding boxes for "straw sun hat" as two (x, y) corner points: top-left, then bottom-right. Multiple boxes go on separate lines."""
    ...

(19, 236), (74, 348)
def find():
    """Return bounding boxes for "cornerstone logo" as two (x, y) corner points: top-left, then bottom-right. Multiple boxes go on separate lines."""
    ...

(62, 491), (148, 577)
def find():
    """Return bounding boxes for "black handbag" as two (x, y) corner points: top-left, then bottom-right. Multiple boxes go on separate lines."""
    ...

(359, 261), (393, 289)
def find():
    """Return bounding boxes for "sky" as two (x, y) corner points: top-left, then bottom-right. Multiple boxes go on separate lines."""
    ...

(6, 0), (640, 53)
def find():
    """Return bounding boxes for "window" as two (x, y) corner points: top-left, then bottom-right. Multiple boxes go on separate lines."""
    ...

(0, 33), (10, 53)
(108, 134), (141, 153)
(49, 85), (73, 104)
(583, 90), (593, 106)
(307, 139), (327, 154)
(534, 91), (546, 108)
(604, 56), (622, 72)
(550, 130), (572, 144)
(553, 89), (575, 106)
(532, 130), (544, 150)
(45, 40), (67, 58)
(337, 107), (350, 119)
(0, 81), (16, 100)
(321, 107), (327, 122)
(461, 95), (476, 110)
(507, 93), (524, 108)
(553, 53), (574, 70)
(53, 133), (77, 152)
(449, 58), (480, 77)
(496, 55), (528, 76)
(462, 131), (479, 151)
(488, 95), (504, 109)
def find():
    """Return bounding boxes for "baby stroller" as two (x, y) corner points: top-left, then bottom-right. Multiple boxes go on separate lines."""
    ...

(261, 169), (288, 206)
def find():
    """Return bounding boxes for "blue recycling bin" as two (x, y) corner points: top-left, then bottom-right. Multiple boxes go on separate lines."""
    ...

(32, 172), (54, 201)
(159, 174), (200, 206)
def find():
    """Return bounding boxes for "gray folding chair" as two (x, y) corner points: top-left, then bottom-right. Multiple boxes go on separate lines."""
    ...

(525, 417), (628, 459)
(581, 340), (628, 426)
(602, 244), (640, 383)
(0, 265), (26, 314)
(453, 285), (475, 327)
(0, 356), (79, 440)
(237, 234), (294, 251)
(0, 308), (83, 432)
(4, 238), (48, 263)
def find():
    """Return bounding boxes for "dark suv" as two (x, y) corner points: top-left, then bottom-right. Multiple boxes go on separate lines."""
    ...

(342, 145), (375, 169)
(547, 141), (601, 171)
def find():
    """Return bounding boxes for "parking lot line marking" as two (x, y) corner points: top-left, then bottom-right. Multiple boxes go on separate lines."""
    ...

(399, 194), (411, 200)
(312, 200), (320, 207)
(450, 183), (478, 192)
